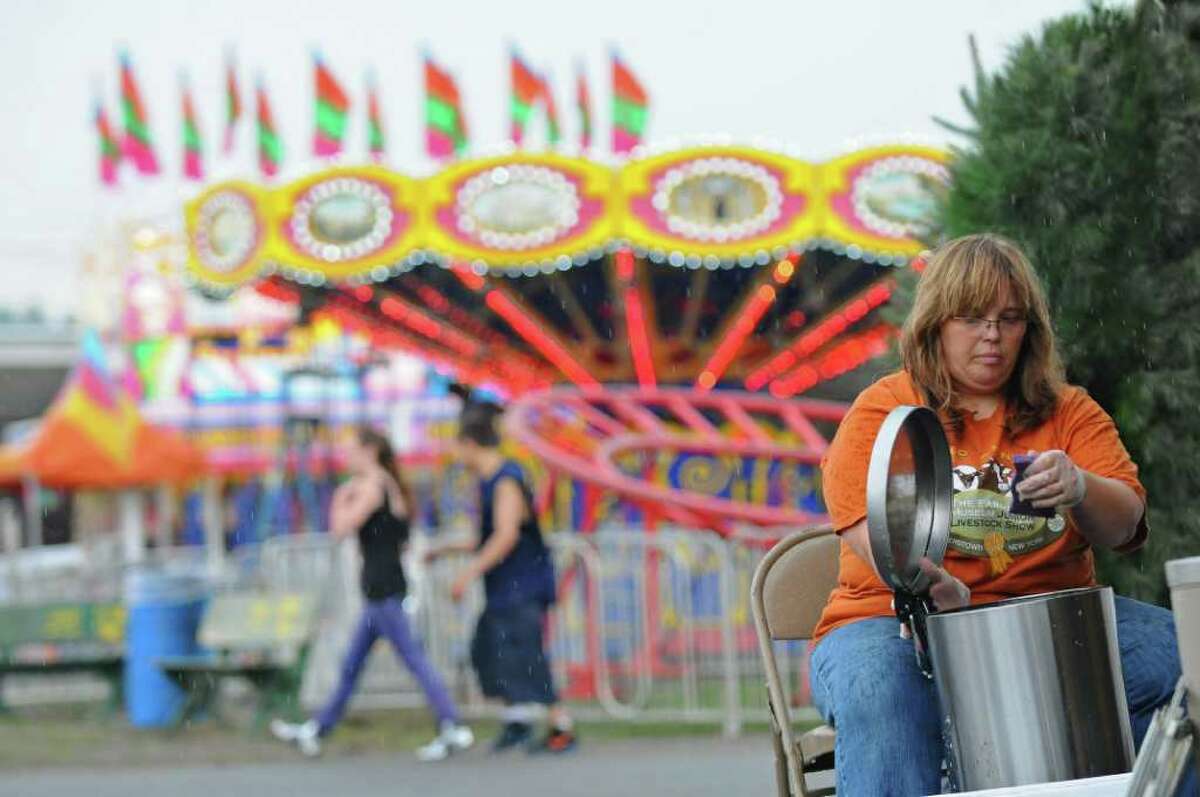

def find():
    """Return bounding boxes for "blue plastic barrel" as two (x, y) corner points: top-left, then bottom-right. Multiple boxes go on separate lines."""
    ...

(124, 569), (207, 728)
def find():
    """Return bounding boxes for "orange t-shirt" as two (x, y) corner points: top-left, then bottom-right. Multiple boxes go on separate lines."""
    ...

(812, 371), (1148, 643)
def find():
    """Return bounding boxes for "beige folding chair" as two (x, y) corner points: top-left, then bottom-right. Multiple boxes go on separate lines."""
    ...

(751, 524), (841, 797)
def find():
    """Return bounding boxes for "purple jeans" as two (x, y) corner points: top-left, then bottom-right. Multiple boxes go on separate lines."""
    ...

(315, 596), (458, 734)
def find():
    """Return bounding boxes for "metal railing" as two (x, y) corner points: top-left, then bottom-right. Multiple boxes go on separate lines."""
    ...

(294, 527), (816, 736)
(0, 528), (820, 734)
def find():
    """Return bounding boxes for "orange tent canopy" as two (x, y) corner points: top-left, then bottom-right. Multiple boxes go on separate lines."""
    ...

(0, 446), (23, 487)
(8, 416), (205, 490)
(0, 341), (205, 490)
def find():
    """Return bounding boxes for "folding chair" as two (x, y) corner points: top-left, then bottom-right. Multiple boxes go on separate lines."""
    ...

(751, 524), (841, 797)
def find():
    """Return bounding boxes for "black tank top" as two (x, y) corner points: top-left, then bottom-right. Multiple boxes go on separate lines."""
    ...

(357, 486), (409, 601)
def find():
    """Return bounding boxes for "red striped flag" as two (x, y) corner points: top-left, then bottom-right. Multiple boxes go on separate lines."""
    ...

(612, 51), (648, 154)
(95, 102), (121, 187)
(256, 80), (282, 178)
(222, 51), (241, 154)
(313, 54), (349, 157)
(576, 63), (592, 150)
(425, 53), (468, 159)
(510, 48), (541, 145)
(366, 70), (385, 161)
(119, 51), (160, 175)
(540, 72), (561, 146)
(181, 77), (204, 181)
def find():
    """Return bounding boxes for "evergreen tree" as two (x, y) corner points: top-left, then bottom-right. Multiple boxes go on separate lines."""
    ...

(935, 0), (1200, 602)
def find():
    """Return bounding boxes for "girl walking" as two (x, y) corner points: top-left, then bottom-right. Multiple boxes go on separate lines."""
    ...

(271, 428), (473, 761)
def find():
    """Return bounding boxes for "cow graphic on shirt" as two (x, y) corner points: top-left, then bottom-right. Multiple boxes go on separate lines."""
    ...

(948, 458), (1066, 574)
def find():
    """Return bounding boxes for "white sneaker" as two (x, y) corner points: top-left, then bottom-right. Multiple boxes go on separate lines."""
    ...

(416, 722), (475, 762)
(270, 718), (322, 758)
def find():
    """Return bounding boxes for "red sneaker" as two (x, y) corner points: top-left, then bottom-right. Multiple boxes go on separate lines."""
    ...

(529, 728), (577, 754)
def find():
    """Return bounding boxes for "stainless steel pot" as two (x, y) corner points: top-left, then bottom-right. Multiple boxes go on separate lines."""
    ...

(926, 585), (1135, 790)
(1166, 556), (1200, 778)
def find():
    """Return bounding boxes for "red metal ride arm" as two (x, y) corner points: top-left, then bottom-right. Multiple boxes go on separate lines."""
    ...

(505, 386), (847, 546)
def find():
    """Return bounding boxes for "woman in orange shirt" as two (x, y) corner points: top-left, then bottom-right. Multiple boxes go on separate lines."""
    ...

(808, 234), (1186, 795)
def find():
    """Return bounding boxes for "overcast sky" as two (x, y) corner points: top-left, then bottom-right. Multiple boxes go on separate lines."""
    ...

(1, 0), (1099, 315)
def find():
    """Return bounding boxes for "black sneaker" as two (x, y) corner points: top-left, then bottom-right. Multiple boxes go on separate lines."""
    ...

(490, 722), (533, 753)
(528, 727), (577, 755)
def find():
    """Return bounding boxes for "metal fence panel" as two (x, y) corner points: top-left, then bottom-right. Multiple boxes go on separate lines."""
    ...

(0, 529), (824, 733)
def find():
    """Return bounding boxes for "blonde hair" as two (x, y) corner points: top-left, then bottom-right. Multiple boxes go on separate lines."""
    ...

(899, 233), (1065, 438)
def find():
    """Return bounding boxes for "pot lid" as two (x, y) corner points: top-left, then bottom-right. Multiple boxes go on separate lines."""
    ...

(866, 405), (953, 595)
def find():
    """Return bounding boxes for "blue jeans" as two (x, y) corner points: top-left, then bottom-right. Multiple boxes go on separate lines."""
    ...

(315, 597), (458, 734)
(810, 596), (1190, 796)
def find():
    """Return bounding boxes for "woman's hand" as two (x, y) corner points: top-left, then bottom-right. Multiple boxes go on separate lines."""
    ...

(918, 557), (970, 611)
(1017, 449), (1087, 509)
(898, 558), (970, 640)
(449, 568), (474, 602)
(423, 536), (480, 563)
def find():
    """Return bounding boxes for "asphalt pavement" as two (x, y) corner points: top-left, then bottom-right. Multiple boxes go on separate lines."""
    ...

(0, 735), (777, 797)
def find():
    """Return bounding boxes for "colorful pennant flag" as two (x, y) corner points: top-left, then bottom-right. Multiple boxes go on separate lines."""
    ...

(575, 63), (592, 151)
(61, 331), (139, 465)
(222, 51), (241, 154)
(540, 72), (561, 146)
(313, 53), (349, 157)
(424, 53), (468, 160)
(181, 77), (204, 181)
(95, 102), (121, 187)
(132, 338), (169, 400)
(366, 70), (385, 161)
(81, 329), (110, 378)
(256, 80), (282, 178)
(510, 48), (541, 145)
(612, 51), (648, 155)
(119, 51), (160, 175)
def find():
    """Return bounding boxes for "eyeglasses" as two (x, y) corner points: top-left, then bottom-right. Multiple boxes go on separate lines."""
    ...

(949, 314), (1028, 335)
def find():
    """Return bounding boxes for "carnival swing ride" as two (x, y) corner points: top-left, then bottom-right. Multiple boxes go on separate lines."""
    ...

(113, 49), (947, 541)
(83, 46), (949, 701)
